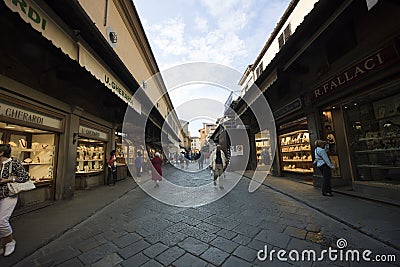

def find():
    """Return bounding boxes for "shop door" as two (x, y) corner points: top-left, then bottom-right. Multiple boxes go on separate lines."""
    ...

(320, 108), (352, 182)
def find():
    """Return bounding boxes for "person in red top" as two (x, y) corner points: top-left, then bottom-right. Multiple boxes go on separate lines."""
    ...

(151, 152), (162, 188)
(106, 150), (117, 186)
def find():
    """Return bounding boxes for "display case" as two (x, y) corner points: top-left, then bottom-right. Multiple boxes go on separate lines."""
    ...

(348, 95), (400, 181)
(76, 139), (105, 174)
(10, 133), (56, 184)
(280, 130), (313, 174)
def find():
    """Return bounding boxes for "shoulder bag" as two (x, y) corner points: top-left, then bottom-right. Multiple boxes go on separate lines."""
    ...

(7, 162), (35, 196)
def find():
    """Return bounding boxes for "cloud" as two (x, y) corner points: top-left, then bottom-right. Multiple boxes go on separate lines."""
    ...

(147, 17), (187, 56)
(194, 16), (208, 32)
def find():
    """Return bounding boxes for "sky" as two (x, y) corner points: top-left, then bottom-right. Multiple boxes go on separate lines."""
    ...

(133, 0), (291, 136)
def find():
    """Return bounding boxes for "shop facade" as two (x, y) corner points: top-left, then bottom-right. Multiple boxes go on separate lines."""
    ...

(229, 0), (400, 204)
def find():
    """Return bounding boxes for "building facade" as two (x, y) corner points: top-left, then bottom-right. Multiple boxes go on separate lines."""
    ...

(0, 0), (179, 211)
(228, 0), (400, 204)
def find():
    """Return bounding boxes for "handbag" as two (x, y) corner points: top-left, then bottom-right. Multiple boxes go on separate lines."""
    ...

(7, 161), (35, 196)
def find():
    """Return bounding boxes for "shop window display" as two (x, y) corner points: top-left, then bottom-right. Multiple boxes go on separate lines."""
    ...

(0, 123), (56, 185)
(280, 130), (313, 174)
(347, 93), (400, 183)
(76, 139), (105, 173)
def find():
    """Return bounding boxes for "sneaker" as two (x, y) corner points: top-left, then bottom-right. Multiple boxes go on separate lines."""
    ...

(4, 240), (16, 256)
(213, 180), (216, 186)
(219, 186), (224, 189)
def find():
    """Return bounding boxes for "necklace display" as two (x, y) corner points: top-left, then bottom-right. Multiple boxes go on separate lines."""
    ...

(19, 139), (27, 148)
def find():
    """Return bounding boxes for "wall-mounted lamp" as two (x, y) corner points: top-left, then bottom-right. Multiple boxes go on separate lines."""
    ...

(73, 133), (79, 145)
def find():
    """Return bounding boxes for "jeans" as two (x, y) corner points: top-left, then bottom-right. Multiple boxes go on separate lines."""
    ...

(318, 164), (332, 194)
(0, 197), (18, 238)
(107, 166), (117, 185)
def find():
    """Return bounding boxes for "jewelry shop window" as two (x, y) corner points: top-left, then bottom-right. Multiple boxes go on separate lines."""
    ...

(345, 90), (400, 184)
(0, 122), (56, 185)
(76, 138), (105, 174)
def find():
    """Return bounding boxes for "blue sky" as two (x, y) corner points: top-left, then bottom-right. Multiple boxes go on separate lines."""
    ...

(133, 0), (291, 136)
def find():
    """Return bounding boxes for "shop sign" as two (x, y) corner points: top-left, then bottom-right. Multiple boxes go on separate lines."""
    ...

(4, 0), (78, 60)
(79, 126), (108, 140)
(78, 44), (141, 114)
(274, 98), (302, 120)
(0, 101), (62, 129)
(312, 44), (399, 100)
(231, 145), (244, 156)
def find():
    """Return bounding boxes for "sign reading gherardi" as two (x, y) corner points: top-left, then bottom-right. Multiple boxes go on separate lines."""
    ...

(0, 101), (63, 130)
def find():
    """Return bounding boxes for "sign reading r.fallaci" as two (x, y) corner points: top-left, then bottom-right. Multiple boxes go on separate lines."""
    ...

(312, 44), (399, 100)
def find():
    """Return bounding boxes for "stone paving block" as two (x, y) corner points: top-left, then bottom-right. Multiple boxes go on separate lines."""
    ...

(178, 237), (209, 256)
(173, 253), (208, 267)
(216, 229), (238, 240)
(39, 246), (80, 265)
(204, 215), (241, 230)
(181, 208), (214, 220)
(284, 226), (307, 240)
(73, 236), (107, 253)
(247, 239), (268, 251)
(113, 232), (142, 248)
(232, 234), (252, 245)
(306, 224), (321, 233)
(255, 230), (291, 249)
(210, 236), (240, 253)
(56, 257), (84, 267)
(166, 222), (191, 233)
(222, 256), (252, 267)
(155, 246), (185, 266)
(233, 245), (257, 262)
(118, 239), (151, 260)
(159, 231), (188, 247)
(92, 253), (123, 267)
(142, 242), (169, 258)
(196, 222), (221, 233)
(233, 223), (262, 238)
(287, 238), (324, 252)
(279, 217), (308, 229)
(200, 247), (230, 266)
(121, 252), (149, 267)
(259, 221), (287, 233)
(197, 232), (217, 243)
(104, 230), (128, 241)
(78, 242), (119, 265)
(140, 259), (164, 267)
(180, 215), (203, 226)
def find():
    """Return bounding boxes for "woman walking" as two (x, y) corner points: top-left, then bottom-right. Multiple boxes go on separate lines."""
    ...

(0, 144), (30, 256)
(151, 152), (162, 188)
(106, 150), (117, 186)
(314, 140), (334, 196)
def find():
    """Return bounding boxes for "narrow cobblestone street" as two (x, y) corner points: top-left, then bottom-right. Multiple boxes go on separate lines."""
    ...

(11, 164), (399, 267)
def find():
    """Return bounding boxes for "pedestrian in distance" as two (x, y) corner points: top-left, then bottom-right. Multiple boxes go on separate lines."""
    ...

(106, 150), (117, 186)
(209, 145), (227, 189)
(135, 151), (142, 178)
(151, 152), (163, 188)
(314, 140), (334, 196)
(198, 152), (205, 170)
(0, 144), (30, 256)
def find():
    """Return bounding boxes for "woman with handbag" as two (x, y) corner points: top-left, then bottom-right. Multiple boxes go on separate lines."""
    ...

(314, 140), (334, 196)
(0, 144), (30, 256)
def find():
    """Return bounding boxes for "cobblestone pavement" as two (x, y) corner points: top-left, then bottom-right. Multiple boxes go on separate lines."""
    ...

(14, 165), (400, 267)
